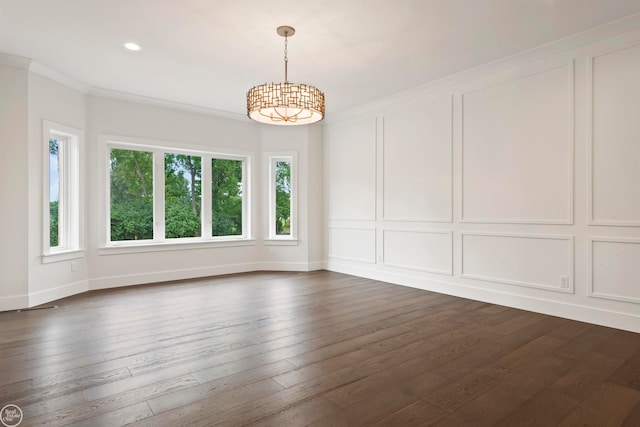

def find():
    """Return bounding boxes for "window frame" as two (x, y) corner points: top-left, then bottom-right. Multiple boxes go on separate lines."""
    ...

(101, 135), (253, 251)
(266, 152), (297, 242)
(42, 120), (83, 263)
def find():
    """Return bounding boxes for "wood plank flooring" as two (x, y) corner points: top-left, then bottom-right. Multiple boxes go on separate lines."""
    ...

(1, 270), (639, 426)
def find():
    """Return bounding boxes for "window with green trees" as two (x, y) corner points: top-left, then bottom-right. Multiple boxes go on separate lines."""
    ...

(45, 121), (80, 256)
(268, 155), (295, 239)
(211, 158), (243, 237)
(275, 161), (291, 235)
(165, 154), (202, 239)
(110, 148), (154, 241)
(49, 138), (61, 248)
(107, 143), (248, 244)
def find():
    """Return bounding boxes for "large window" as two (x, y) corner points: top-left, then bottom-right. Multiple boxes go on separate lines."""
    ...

(165, 153), (202, 239)
(109, 148), (154, 241)
(44, 121), (81, 258)
(268, 154), (296, 240)
(106, 141), (250, 245)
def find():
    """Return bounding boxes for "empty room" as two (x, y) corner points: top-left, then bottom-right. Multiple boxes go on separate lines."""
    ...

(1, 1), (640, 425)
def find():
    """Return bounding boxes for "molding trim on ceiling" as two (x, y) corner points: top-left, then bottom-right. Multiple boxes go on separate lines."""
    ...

(29, 61), (89, 93)
(88, 87), (249, 122)
(0, 52), (31, 70)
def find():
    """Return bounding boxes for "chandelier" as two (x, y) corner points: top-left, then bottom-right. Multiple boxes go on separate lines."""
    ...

(247, 26), (325, 125)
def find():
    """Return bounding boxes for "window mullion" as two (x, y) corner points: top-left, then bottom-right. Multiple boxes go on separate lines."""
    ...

(154, 150), (165, 242)
(201, 154), (212, 238)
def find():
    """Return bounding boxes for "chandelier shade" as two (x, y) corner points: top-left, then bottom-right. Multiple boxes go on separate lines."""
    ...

(247, 26), (325, 125)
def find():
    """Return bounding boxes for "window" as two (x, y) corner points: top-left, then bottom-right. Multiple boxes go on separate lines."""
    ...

(44, 121), (81, 258)
(268, 154), (296, 240)
(105, 139), (251, 246)
(165, 153), (202, 239)
(212, 158), (243, 237)
(109, 148), (154, 241)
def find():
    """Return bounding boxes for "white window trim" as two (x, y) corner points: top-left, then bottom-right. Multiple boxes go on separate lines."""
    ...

(265, 152), (297, 242)
(100, 135), (253, 250)
(42, 120), (84, 263)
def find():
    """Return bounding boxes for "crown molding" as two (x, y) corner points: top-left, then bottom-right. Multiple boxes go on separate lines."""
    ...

(28, 61), (89, 93)
(0, 52), (31, 70)
(88, 87), (250, 122)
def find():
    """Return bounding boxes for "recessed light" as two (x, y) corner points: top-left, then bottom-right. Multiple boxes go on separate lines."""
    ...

(123, 42), (142, 51)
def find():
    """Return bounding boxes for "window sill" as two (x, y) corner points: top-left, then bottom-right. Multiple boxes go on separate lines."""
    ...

(42, 249), (85, 264)
(264, 239), (299, 246)
(99, 238), (256, 255)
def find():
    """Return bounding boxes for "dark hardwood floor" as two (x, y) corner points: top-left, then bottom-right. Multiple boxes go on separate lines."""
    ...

(1, 270), (639, 426)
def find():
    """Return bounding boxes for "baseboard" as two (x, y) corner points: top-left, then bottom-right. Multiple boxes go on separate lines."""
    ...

(88, 262), (261, 291)
(258, 261), (325, 272)
(326, 260), (640, 334)
(0, 293), (29, 312)
(28, 280), (89, 307)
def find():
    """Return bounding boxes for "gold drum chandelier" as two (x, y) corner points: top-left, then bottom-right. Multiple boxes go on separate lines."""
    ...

(247, 26), (325, 125)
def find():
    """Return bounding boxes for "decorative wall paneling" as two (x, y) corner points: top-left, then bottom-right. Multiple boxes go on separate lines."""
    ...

(325, 23), (640, 332)
(588, 237), (640, 303)
(588, 42), (640, 226)
(382, 97), (453, 222)
(326, 116), (377, 221)
(461, 63), (574, 224)
(461, 233), (574, 293)
(382, 229), (453, 275)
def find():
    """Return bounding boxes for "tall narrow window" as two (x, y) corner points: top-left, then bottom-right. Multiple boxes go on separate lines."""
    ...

(211, 158), (243, 237)
(109, 148), (154, 241)
(49, 137), (62, 248)
(165, 153), (202, 238)
(275, 160), (291, 236)
(268, 154), (296, 240)
(44, 121), (81, 257)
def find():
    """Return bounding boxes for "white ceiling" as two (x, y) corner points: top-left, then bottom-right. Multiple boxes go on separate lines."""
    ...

(1, 0), (640, 117)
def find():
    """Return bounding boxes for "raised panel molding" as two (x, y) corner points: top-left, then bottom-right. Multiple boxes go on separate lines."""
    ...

(327, 116), (377, 221)
(381, 97), (453, 222)
(382, 229), (453, 275)
(461, 63), (574, 225)
(327, 226), (376, 264)
(588, 237), (640, 304)
(588, 42), (640, 226)
(461, 232), (574, 293)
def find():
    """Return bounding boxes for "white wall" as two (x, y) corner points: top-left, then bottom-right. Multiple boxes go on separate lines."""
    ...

(258, 124), (324, 271)
(0, 58), (29, 310)
(325, 18), (640, 332)
(27, 72), (88, 305)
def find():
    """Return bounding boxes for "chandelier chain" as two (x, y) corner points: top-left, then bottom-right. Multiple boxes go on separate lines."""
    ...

(284, 34), (289, 83)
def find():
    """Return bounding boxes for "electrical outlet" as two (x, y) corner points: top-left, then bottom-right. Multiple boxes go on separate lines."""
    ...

(559, 275), (569, 288)
(377, 255), (383, 263)
(71, 261), (78, 272)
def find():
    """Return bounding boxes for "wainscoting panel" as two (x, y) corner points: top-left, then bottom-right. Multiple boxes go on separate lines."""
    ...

(327, 116), (377, 221)
(589, 238), (640, 303)
(590, 42), (640, 226)
(327, 227), (376, 264)
(383, 229), (453, 275)
(462, 64), (573, 224)
(462, 233), (574, 292)
(382, 97), (452, 222)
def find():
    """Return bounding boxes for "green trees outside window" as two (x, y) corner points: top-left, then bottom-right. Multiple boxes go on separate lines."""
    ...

(275, 161), (291, 235)
(165, 154), (202, 238)
(110, 148), (154, 241)
(49, 138), (60, 247)
(211, 159), (243, 237)
(108, 146), (246, 242)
